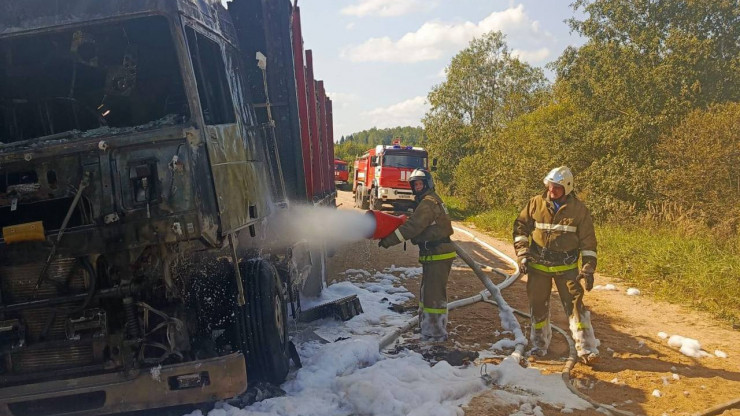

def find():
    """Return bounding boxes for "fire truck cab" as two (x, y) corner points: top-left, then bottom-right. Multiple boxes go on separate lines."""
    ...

(334, 159), (349, 185)
(353, 144), (428, 211)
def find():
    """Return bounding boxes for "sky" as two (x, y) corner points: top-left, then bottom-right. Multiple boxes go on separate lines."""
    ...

(294, 0), (587, 140)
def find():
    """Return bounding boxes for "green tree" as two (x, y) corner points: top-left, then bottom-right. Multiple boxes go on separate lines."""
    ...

(333, 126), (427, 165)
(656, 102), (740, 234)
(423, 31), (548, 191)
(553, 0), (740, 213)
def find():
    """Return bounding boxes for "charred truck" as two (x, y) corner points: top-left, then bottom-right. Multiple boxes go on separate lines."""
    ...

(0, 0), (336, 415)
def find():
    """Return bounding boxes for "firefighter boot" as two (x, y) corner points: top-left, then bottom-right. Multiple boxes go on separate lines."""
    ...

(418, 258), (451, 341)
(529, 316), (552, 357)
(570, 310), (600, 365)
(420, 311), (448, 341)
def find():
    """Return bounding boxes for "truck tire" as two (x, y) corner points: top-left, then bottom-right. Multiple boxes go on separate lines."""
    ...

(359, 187), (370, 210)
(235, 259), (290, 385)
(301, 245), (326, 298)
(370, 192), (382, 210)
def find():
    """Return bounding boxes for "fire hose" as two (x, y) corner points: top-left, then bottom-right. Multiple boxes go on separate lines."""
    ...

(372, 215), (634, 415)
(450, 227), (635, 416)
(367, 211), (736, 414)
(447, 228), (740, 416)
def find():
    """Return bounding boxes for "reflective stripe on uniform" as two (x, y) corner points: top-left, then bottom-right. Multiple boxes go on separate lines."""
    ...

(581, 250), (597, 258)
(575, 322), (590, 330)
(530, 262), (578, 273)
(394, 228), (405, 242)
(514, 235), (529, 243)
(419, 252), (456, 262)
(533, 319), (549, 329)
(535, 222), (577, 232)
(419, 302), (447, 314)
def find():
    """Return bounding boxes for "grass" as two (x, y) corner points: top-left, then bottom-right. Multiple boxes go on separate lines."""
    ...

(442, 196), (740, 324)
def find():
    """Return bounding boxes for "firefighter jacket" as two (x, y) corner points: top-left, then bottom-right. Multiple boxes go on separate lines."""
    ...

(380, 189), (455, 262)
(513, 192), (597, 274)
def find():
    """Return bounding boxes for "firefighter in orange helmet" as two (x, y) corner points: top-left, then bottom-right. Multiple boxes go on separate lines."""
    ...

(513, 167), (600, 365)
(378, 169), (455, 341)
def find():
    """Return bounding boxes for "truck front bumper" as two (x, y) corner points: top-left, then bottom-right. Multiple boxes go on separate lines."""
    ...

(378, 187), (414, 202)
(0, 353), (247, 416)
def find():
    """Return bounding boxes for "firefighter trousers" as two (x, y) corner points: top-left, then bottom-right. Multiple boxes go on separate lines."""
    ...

(418, 258), (453, 340)
(526, 267), (599, 356)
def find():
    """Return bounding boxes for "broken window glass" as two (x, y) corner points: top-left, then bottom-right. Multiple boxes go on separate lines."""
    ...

(0, 16), (189, 144)
(185, 27), (236, 125)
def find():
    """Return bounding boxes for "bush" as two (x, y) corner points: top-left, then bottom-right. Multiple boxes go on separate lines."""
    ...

(656, 102), (740, 234)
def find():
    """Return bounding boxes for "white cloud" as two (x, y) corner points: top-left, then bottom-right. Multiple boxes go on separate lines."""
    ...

(341, 0), (435, 17)
(433, 66), (447, 80)
(341, 4), (554, 64)
(362, 96), (428, 128)
(512, 47), (551, 62)
(346, 22), (356, 30)
(327, 92), (359, 109)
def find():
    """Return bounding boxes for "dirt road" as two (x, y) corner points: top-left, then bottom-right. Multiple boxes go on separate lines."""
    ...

(328, 189), (740, 416)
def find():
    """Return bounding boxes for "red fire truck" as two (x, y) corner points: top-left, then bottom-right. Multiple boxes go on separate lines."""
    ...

(353, 144), (429, 210)
(334, 159), (349, 185)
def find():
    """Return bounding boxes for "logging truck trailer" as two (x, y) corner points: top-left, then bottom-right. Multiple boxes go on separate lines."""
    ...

(0, 0), (335, 414)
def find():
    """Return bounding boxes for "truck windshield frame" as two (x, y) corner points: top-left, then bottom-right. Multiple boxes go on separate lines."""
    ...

(0, 15), (190, 145)
(381, 153), (427, 169)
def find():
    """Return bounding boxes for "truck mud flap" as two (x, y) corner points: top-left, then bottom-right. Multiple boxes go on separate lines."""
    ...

(298, 294), (363, 323)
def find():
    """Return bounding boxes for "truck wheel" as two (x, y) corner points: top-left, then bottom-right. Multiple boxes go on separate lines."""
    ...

(235, 259), (290, 384)
(360, 189), (370, 210)
(370, 192), (382, 210)
(301, 245), (326, 298)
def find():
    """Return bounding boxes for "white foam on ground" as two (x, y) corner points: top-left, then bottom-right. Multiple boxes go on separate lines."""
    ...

(384, 265), (423, 278)
(667, 335), (710, 358)
(182, 267), (593, 416)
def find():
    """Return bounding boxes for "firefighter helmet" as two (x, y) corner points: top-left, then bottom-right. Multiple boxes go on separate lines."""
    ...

(409, 168), (434, 196)
(543, 166), (574, 195)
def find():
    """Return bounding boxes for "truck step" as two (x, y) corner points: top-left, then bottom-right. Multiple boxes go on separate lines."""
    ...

(298, 295), (363, 323)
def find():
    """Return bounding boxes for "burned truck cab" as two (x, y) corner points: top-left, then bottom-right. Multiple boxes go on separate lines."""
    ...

(0, 1), (314, 415)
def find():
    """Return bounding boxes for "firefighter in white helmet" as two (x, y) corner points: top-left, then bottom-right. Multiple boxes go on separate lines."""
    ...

(378, 168), (455, 341)
(512, 166), (600, 365)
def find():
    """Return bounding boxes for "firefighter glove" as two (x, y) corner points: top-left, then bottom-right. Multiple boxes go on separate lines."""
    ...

(578, 272), (594, 291)
(518, 257), (528, 275)
(378, 237), (393, 249)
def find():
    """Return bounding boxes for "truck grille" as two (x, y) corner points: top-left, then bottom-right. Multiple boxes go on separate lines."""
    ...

(1, 257), (93, 374)
(11, 344), (94, 373)
(19, 305), (80, 340)
(0, 257), (86, 302)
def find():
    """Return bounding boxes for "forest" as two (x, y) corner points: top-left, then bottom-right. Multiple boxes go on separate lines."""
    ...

(334, 126), (426, 163)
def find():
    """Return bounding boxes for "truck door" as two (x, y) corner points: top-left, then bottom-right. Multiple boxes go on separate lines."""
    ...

(185, 27), (268, 235)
